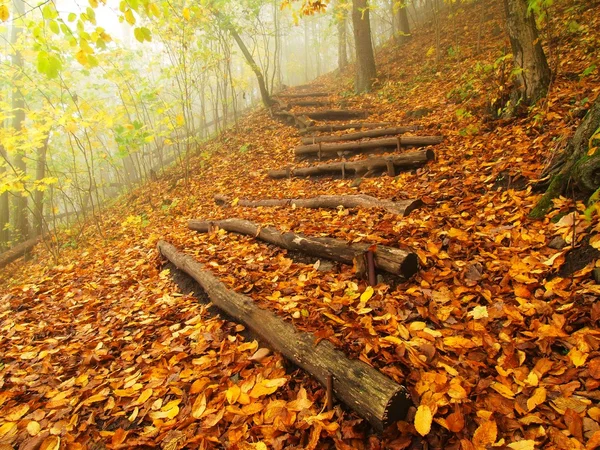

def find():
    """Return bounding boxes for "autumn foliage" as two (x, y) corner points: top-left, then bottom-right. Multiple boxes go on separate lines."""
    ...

(1, 0), (600, 449)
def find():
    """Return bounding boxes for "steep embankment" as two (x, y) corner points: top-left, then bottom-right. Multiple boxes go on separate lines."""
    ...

(1, 0), (600, 448)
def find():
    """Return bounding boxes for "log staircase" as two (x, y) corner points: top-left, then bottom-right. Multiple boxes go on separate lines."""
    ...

(161, 87), (442, 430)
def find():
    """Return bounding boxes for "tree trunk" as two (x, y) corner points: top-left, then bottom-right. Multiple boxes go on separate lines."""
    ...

(214, 193), (422, 216)
(336, 0), (349, 71)
(33, 134), (50, 237)
(188, 218), (418, 279)
(352, 0), (377, 93)
(503, 0), (551, 110)
(396, 0), (411, 42)
(295, 135), (443, 158)
(0, 143), (9, 251)
(213, 11), (274, 108)
(12, 0), (29, 242)
(157, 240), (411, 431)
(531, 97), (600, 218)
(268, 149), (435, 179)
(300, 126), (419, 144)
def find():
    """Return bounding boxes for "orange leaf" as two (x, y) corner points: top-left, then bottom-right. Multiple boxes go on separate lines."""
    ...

(472, 420), (497, 449)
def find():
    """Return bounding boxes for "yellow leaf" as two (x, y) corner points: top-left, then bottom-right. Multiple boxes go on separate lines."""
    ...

(527, 387), (546, 411)
(0, 5), (10, 21)
(231, 197), (239, 206)
(360, 286), (374, 303)
(226, 385), (241, 404)
(414, 404), (433, 436)
(20, 351), (38, 360)
(5, 404), (29, 421)
(473, 420), (497, 449)
(27, 420), (41, 436)
(491, 382), (515, 399)
(132, 388), (152, 406)
(182, 7), (190, 20)
(0, 422), (17, 440)
(40, 435), (61, 450)
(192, 394), (206, 419)
(124, 9), (135, 25)
(507, 440), (536, 450)
(569, 348), (588, 368)
(467, 305), (488, 320)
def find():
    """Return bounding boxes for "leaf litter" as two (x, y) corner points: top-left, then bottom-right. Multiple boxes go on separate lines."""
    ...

(2, 0), (600, 448)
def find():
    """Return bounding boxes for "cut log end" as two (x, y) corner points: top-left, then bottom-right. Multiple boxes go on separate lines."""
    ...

(400, 253), (419, 279)
(382, 386), (412, 429)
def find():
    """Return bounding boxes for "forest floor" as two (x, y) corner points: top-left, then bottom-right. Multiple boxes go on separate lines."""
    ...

(2, 0), (600, 449)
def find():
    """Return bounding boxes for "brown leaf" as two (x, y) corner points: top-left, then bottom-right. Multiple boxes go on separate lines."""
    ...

(564, 408), (583, 441)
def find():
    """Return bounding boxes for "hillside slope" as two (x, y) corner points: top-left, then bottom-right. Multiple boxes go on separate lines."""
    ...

(2, 0), (600, 448)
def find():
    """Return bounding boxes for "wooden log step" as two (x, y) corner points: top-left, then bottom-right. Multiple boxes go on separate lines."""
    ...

(268, 149), (434, 180)
(299, 122), (392, 135)
(289, 100), (331, 108)
(295, 136), (443, 158)
(304, 110), (369, 121)
(157, 240), (411, 431)
(214, 193), (422, 216)
(276, 92), (331, 98)
(300, 126), (420, 145)
(272, 111), (315, 129)
(188, 218), (418, 280)
(0, 236), (42, 269)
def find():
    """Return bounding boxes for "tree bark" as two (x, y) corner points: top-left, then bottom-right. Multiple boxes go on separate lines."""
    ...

(213, 10), (274, 108)
(503, 0), (551, 109)
(268, 149), (434, 179)
(0, 143), (9, 251)
(352, 0), (377, 93)
(0, 235), (42, 269)
(304, 109), (369, 121)
(299, 122), (392, 134)
(157, 240), (411, 431)
(276, 92), (331, 98)
(214, 193), (422, 216)
(188, 218), (418, 279)
(272, 111), (315, 129)
(531, 97), (600, 218)
(12, 0), (29, 242)
(396, 0), (411, 42)
(335, 0), (349, 71)
(301, 126), (419, 144)
(295, 135), (443, 158)
(33, 134), (50, 237)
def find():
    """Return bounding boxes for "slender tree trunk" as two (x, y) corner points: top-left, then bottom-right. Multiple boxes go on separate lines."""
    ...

(0, 143), (9, 250)
(503, 0), (551, 110)
(33, 134), (50, 236)
(304, 18), (310, 82)
(336, 0), (349, 71)
(352, 0), (377, 93)
(11, 0), (29, 242)
(213, 11), (273, 107)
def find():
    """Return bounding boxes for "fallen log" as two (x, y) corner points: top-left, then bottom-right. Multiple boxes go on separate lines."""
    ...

(0, 235), (42, 269)
(188, 218), (418, 279)
(214, 193), (422, 216)
(272, 111), (315, 129)
(300, 126), (420, 144)
(289, 100), (331, 108)
(276, 92), (331, 98)
(305, 110), (369, 121)
(157, 240), (411, 431)
(268, 150), (434, 180)
(299, 123), (392, 135)
(295, 135), (443, 158)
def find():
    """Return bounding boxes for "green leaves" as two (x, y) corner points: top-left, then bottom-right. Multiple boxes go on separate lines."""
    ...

(37, 51), (63, 79)
(134, 26), (152, 43)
